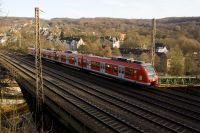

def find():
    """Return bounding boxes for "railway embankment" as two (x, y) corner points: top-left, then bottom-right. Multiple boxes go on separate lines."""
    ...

(0, 66), (37, 133)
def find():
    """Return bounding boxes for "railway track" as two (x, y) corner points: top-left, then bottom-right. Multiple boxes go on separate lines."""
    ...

(19, 58), (182, 132)
(1, 53), (200, 132)
(19, 56), (200, 132)
(1, 54), (142, 132)
(143, 87), (200, 107)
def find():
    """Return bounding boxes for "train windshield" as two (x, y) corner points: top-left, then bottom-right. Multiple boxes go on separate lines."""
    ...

(144, 64), (156, 79)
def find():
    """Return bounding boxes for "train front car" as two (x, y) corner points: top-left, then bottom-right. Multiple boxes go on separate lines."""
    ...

(142, 63), (158, 86)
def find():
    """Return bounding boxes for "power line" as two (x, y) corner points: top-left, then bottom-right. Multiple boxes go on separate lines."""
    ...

(151, 18), (156, 66)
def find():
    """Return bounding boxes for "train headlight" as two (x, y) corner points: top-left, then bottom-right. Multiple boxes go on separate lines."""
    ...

(139, 75), (143, 80)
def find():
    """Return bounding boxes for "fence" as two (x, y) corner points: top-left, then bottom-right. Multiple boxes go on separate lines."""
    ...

(158, 76), (200, 87)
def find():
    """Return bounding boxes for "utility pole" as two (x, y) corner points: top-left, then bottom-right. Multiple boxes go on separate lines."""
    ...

(35, 7), (44, 131)
(0, 93), (1, 131)
(35, 7), (44, 110)
(35, 7), (44, 133)
(151, 18), (156, 66)
(19, 33), (21, 48)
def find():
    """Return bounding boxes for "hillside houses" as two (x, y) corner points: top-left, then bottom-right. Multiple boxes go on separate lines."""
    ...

(0, 34), (8, 45)
(100, 36), (120, 48)
(100, 33), (126, 49)
(120, 43), (169, 73)
(60, 37), (85, 50)
(40, 26), (126, 50)
(40, 27), (86, 50)
(120, 43), (168, 56)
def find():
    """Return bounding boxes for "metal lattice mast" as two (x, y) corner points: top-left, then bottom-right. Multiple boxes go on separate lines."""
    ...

(35, 7), (44, 111)
(0, 108), (1, 131)
(151, 18), (156, 66)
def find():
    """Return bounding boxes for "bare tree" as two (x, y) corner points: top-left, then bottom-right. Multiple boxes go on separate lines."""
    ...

(168, 46), (185, 76)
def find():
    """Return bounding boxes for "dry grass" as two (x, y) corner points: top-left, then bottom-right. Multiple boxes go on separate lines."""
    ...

(1, 103), (27, 113)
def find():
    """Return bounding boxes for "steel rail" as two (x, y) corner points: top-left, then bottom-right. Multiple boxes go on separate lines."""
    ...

(8, 53), (200, 132)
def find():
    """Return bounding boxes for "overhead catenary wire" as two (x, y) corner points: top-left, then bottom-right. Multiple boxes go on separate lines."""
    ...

(151, 18), (156, 66)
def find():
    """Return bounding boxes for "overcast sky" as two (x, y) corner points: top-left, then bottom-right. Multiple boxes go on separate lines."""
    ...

(1, 0), (200, 19)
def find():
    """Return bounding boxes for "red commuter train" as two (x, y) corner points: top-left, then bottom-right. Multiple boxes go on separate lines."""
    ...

(28, 48), (158, 86)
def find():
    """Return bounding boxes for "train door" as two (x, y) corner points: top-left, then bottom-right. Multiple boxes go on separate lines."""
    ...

(66, 54), (69, 64)
(87, 60), (91, 70)
(100, 63), (105, 73)
(119, 66), (125, 78)
(78, 57), (83, 68)
(75, 57), (78, 66)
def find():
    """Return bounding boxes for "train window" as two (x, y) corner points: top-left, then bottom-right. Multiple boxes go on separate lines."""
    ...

(78, 58), (81, 63)
(88, 61), (91, 66)
(113, 66), (118, 73)
(96, 62), (100, 68)
(61, 55), (66, 59)
(106, 64), (111, 70)
(91, 61), (95, 67)
(125, 69), (131, 76)
(144, 65), (155, 75)
(91, 61), (99, 68)
(83, 60), (87, 66)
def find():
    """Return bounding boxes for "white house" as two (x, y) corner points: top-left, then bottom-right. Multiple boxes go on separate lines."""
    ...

(0, 35), (8, 45)
(100, 36), (121, 48)
(155, 43), (168, 53)
(61, 37), (85, 50)
(112, 37), (120, 48)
